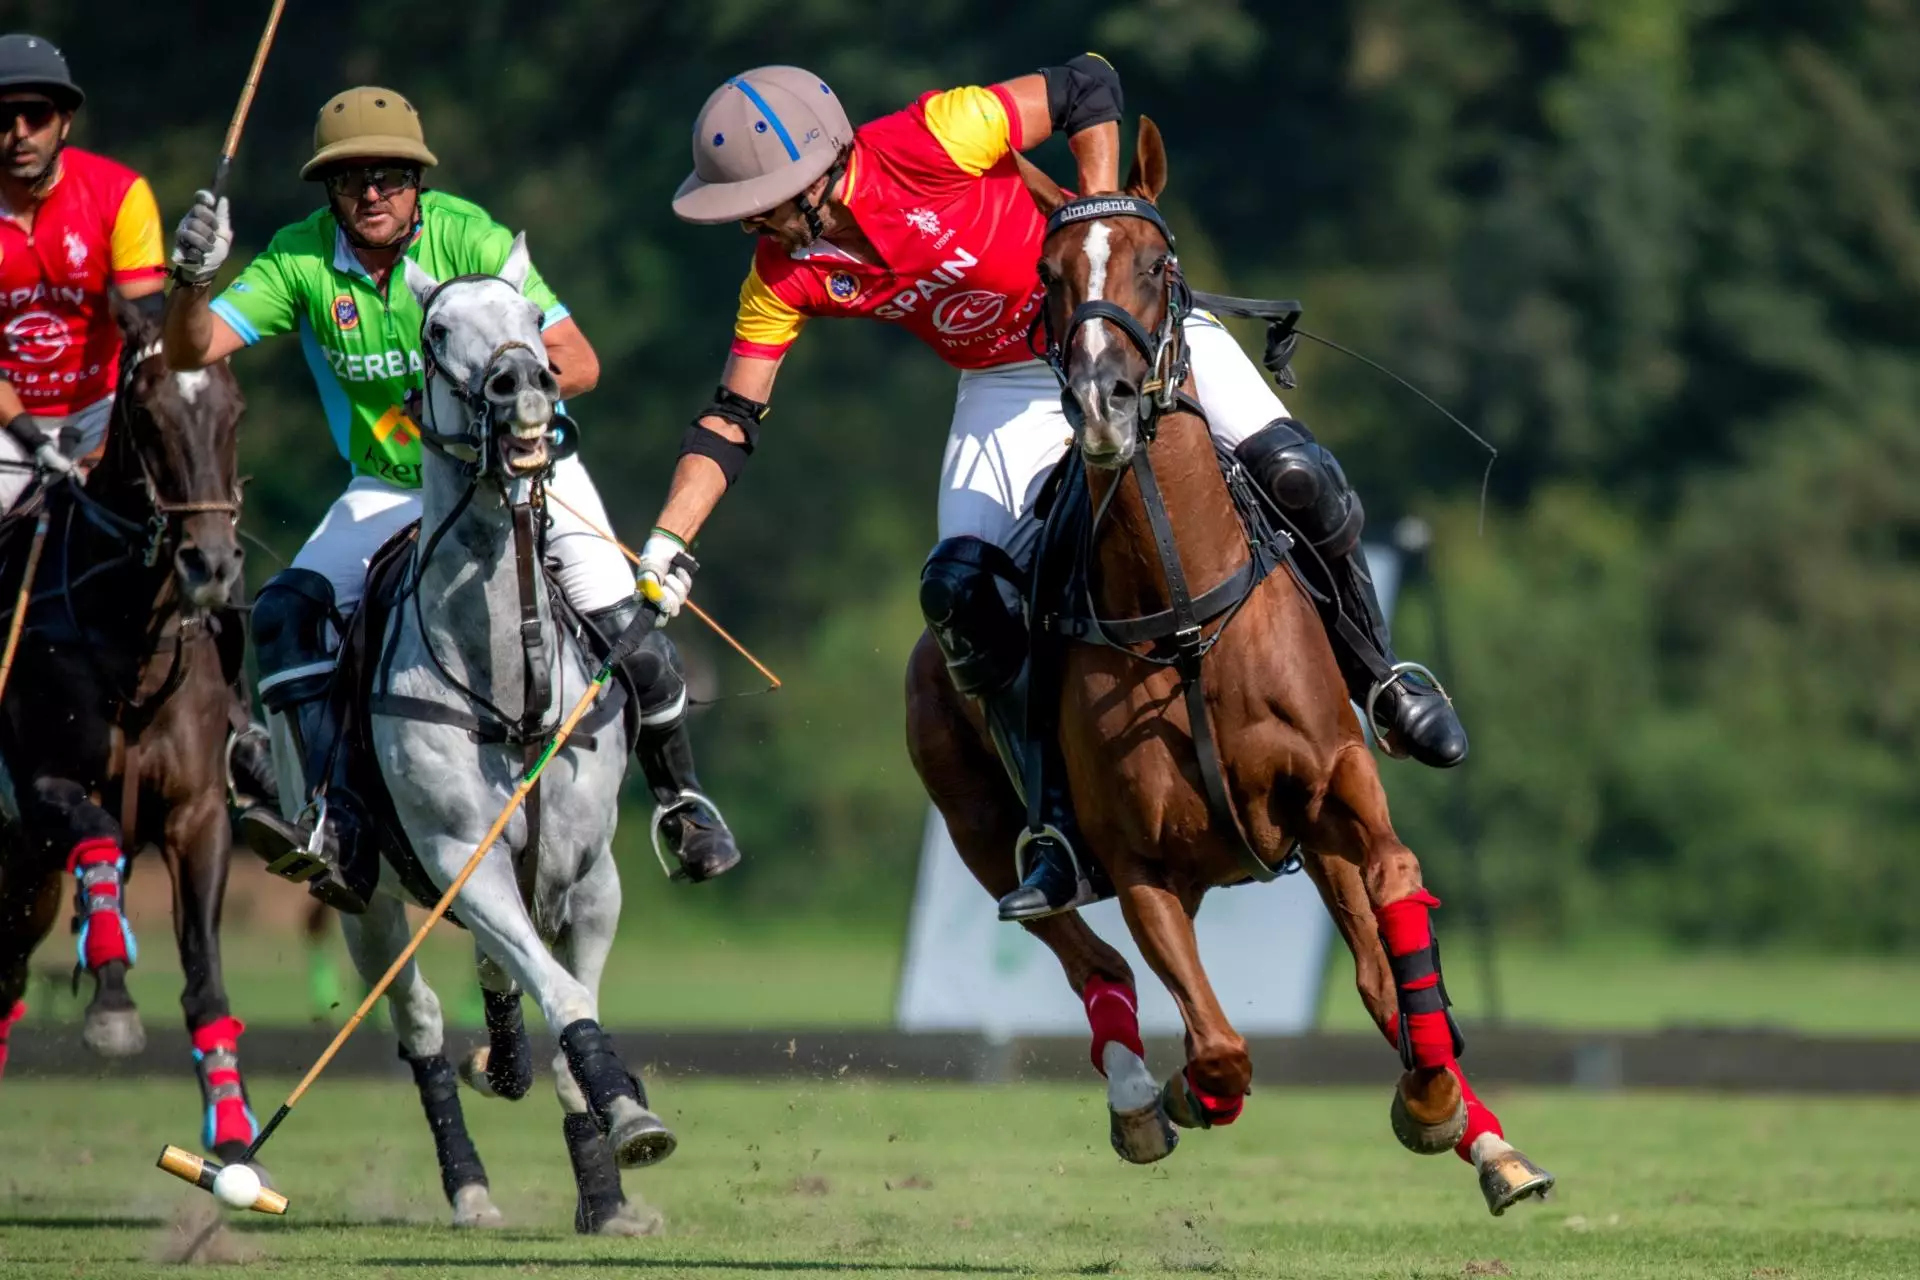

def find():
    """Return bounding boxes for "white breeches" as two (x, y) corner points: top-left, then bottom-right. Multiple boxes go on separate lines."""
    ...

(0, 396), (114, 513)
(936, 312), (1290, 565)
(289, 454), (634, 613)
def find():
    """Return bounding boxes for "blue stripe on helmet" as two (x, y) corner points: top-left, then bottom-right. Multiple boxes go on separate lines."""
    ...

(727, 76), (801, 162)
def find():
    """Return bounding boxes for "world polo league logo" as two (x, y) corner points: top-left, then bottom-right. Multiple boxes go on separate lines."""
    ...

(333, 295), (360, 332)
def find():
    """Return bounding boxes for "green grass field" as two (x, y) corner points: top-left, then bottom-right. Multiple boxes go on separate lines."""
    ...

(24, 901), (1920, 1035)
(0, 1079), (1915, 1278)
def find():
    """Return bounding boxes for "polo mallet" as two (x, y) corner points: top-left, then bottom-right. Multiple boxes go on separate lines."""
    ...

(543, 489), (782, 692)
(157, 591), (664, 1211)
(0, 510), (52, 707)
(212, 0), (288, 201)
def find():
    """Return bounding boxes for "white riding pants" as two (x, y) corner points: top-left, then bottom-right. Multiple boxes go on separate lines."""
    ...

(289, 454), (634, 614)
(936, 313), (1290, 566)
(0, 396), (115, 513)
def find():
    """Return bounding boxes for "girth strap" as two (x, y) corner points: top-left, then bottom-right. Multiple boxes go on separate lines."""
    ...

(367, 691), (599, 752)
(1125, 450), (1281, 886)
(1054, 557), (1263, 647)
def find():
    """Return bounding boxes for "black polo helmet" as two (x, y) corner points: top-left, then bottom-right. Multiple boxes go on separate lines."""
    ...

(0, 34), (83, 112)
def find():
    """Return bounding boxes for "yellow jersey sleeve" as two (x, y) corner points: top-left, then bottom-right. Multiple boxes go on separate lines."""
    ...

(921, 86), (1016, 177)
(732, 263), (808, 359)
(109, 177), (167, 279)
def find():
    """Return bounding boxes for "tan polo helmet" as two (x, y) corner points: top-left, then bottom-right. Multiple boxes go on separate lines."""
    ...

(301, 86), (439, 179)
(672, 67), (853, 224)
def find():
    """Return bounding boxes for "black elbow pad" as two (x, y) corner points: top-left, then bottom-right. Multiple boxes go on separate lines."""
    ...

(1040, 53), (1123, 136)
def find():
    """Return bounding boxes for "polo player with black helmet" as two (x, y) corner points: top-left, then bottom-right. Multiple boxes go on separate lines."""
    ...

(653, 59), (1469, 921)
(163, 87), (741, 913)
(0, 33), (167, 504)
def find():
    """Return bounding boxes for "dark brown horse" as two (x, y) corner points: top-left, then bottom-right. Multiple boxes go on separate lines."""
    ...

(906, 119), (1553, 1215)
(0, 295), (260, 1163)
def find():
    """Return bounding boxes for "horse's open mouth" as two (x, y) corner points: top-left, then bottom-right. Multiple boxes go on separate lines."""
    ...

(498, 427), (551, 474)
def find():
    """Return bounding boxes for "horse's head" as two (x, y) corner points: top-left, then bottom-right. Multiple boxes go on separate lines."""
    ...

(109, 292), (244, 610)
(1022, 117), (1177, 469)
(403, 234), (565, 490)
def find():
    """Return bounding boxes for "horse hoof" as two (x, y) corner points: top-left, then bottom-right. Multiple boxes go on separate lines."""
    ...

(1476, 1139), (1556, 1216)
(1389, 1074), (1466, 1156)
(81, 1006), (145, 1058)
(458, 1046), (499, 1099)
(579, 1198), (665, 1236)
(451, 1181), (504, 1228)
(605, 1100), (677, 1169)
(1109, 1099), (1180, 1165)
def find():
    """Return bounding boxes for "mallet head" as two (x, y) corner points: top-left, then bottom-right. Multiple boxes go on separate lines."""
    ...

(156, 1145), (288, 1215)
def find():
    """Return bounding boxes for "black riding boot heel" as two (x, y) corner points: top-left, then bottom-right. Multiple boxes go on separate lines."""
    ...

(586, 598), (741, 883)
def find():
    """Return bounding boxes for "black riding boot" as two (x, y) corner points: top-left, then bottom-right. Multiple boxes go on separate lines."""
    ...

(1235, 419), (1467, 768)
(1330, 544), (1467, 768)
(586, 598), (740, 883)
(919, 538), (1096, 923)
(980, 680), (1096, 923)
(236, 690), (377, 914)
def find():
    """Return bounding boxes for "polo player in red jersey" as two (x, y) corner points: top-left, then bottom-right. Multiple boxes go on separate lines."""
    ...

(657, 59), (1468, 920)
(0, 34), (166, 508)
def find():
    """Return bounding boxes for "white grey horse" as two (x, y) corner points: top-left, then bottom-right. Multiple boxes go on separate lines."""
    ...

(323, 236), (669, 1233)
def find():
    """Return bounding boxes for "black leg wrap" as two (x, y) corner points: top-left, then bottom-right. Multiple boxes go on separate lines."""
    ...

(559, 1018), (644, 1134)
(481, 990), (534, 1101)
(403, 1050), (489, 1203)
(563, 1111), (627, 1234)
(1386, 940), (1467, 1070)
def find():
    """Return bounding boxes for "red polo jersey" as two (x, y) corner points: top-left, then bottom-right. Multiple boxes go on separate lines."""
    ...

(731, 85), (1052, 372)
(0, 147), (166, 415)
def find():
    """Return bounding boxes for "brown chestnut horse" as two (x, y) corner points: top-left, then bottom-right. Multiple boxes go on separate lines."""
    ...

(0, 296), (260, 1164)
(905, 119), (1553, 1216)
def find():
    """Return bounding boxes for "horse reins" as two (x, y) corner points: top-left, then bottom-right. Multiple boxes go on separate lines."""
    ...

(1032, 195), (1290, 886)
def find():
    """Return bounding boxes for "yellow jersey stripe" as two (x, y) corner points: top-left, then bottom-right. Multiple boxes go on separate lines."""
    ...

(734, 261), (807, 354)
(109, 177), (166, 277)
(921, 86), (1014, 177)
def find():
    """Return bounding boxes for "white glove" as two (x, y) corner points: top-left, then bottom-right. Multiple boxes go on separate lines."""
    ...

(33, 441), (76, 478)
(171, 189), (232, 285)
(636, 530), (697, 625)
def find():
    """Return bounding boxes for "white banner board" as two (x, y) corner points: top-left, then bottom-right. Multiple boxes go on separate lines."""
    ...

(896, 545), (1401, 1035)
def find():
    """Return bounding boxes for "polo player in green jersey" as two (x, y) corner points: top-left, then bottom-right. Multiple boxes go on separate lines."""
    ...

(163, 87), (739, 912)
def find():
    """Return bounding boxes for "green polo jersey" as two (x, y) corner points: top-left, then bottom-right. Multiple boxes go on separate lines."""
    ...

(211, 191), (568, 489)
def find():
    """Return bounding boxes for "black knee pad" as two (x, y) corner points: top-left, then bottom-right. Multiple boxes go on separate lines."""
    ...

(626, 627), (687, 722)
(1234, 418), (1365, 557)
(919, 537), (1027, 697)
(252, 569), (338, 712)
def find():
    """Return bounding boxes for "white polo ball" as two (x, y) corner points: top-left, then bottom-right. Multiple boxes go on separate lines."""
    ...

(211, 1162), (261, 1209)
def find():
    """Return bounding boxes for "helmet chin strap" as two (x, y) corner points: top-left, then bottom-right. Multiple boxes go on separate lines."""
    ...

(789, 157), (846, 249)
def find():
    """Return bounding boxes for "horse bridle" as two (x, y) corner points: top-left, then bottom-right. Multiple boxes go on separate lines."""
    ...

(1027, 194), (1294, 886)
(415, 275), (576, 483)
(1034, 195), (1194, 441)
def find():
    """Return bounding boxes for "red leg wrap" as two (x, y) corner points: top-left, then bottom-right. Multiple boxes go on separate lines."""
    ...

(192, 1015), (258, 1150)
(1448, 1063), (1503, 1163)
(1377, 889), (1452, 1069)
(68, 837), (134, 972)
(1183, 1067), (1245, 1126)
(0, 999), (24, 1081)
(1083, 975), (1144, 1074)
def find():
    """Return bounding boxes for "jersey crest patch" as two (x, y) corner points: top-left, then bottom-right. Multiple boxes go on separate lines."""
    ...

(827, 270), (860, 302)
(332, 295), (360, 331)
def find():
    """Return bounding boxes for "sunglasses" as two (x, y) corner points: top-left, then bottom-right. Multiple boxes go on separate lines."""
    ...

(1, 100), (59, 132)
(323, 165), (421, 199)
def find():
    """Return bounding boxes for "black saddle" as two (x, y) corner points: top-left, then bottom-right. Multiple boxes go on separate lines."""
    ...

(329, 523), (632, 920)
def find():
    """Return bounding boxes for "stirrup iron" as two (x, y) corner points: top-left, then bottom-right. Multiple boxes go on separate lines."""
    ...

(1363, 660), (1451, 760)
(264, 794), (332, 883)
(648, 789), (732, 879)
(1013, 823), (1087, 884)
